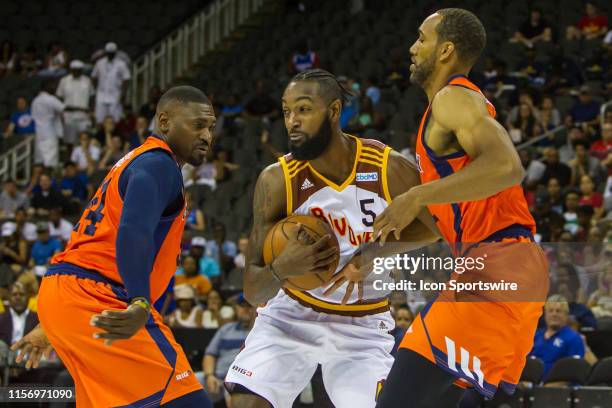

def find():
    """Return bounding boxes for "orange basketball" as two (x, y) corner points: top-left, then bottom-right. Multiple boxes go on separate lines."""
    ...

(263, 214), (339, 290)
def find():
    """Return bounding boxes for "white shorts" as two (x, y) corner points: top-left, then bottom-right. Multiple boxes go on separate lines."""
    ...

(225, 291), (395, 408)
(95, 99), (123, 124)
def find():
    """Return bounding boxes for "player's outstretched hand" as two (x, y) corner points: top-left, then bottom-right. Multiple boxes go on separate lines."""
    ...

(373, 189), (423, 246)
(90, 302), (150, 346)
(323, 254), (367, 305)
(272, 224), (339, 280)
(11, 325), (54, 370)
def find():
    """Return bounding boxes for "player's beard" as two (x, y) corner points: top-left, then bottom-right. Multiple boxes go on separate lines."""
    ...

(289, 116), (333, 161)
(410, 52), (436, 87)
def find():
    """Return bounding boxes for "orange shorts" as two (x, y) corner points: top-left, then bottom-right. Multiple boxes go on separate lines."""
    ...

(38, 263), (203, 407)
(399, 238), (549, 398)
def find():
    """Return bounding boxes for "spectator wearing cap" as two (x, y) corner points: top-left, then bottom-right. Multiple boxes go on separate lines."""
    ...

(0, 179), (28, 219)
(0, 222), (27, 266)
(569, 86), (601, 127)
(189, 237), (221, 284)
(198, 294), (255, 406)
(3, 97), (35, 139)
(529, 295), (585, 377)
(29, 222), (62, 274)
(0, 283), (39, 364)
(31, 79), (65, 168)
(92, 42), (131, 125)
(175, 255), (212, 301)
(30, 174), (66, 217)
(56, 60), (94, 148)
(167, 284), (203, 328)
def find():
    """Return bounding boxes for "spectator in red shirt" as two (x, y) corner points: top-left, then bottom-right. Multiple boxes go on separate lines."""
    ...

(590, 122), (612, 160)
(567, 2), (608, 40)
(579, 174), (604, 219)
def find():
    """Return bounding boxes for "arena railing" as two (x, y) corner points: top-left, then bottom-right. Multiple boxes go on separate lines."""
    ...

(130, 0), (265, 109)
(515, 125), (566, 151)
(0, 135), (34, 183)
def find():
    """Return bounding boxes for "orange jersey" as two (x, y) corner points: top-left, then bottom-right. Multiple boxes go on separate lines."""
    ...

(414, 75), (535, 245)
(52, 137), (186, 303)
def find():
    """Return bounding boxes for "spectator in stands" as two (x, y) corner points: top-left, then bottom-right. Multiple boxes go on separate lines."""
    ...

(207, 223), (237, 273)
(0, 40), (17, 76)
(520, 149), (546, 190)
(139, 86), (161, 122)
(365, 75), (381, 106)
(290, 40), (320, 74)
(532, 194), (565, 242)
(185, 193), (205, 233)
(540, 96), (562, 128)
(3, 97), (35, 139)
(56, 60), (94, 148)
(187, 237), (220, 283)
(338, 76), (359, 129)
(94, 115), (118, 148)
(167, 284), (203, 328)
(183, 151), (217, 191)
(13, 208), (36, 242)
(0, 222), (27, 266)
(98, 135), (128, 171)
(128, 116), (149, 149)
(569, 140), (607, 187)
(390, 305), (413, 355)
(115, 103), (137, 137)
(546, 178), (564, 214)
(17, 45), (41, 77)
(31, 79), (65, 168)
(60, 161), (88, 203)
(71, 132), (101, 175)
(509, 102), (539, 143)
(233, 234), (248, 269)
(590, 122), (612, 160)
(244, 79), (279, 123)
(40, 41), (68, 78)
(588, 262), (612, 308)
(175, 255), (212, 301)
(202, 289), (235, 329)
(530, 295), (585, 377)
(554, 263), (596, 328)
(47, 207), (73, 244)
(31, 174), (66, 218)
(29, 222), (62, 275)
(92, 42), (131, 124)
(541, 147), (572, 187)
(0, 179), (28, 219)
(569, 86), (601, 128)
(563, 190), (581, 235)
(510, 8), (552, 49)
(579, 175), (605, 219)
(0, 283), (39, 364)
(200, 294), (255, 406)
(213, 150), (239, 183)
(566, 2), (609, 40)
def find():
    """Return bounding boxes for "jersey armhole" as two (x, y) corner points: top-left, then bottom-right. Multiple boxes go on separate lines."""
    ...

(279, 157), (293, 215)
(381, 146), (392, 204)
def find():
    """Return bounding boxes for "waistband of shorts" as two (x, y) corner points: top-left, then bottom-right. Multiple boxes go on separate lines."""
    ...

(46, 262), (128, 298)
(481, 224), (534, 243)
(283, 288), (390, 317)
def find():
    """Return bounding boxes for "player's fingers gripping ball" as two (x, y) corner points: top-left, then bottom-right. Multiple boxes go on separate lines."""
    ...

(263, 214), (340, 290)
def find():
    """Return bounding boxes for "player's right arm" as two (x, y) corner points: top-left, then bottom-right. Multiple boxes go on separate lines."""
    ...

(243, 163), (338, 305)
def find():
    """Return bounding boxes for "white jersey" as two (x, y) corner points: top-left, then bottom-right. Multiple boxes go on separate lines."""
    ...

(278, 135), (394, 316)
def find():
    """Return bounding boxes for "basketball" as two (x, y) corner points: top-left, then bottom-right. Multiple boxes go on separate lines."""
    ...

(263, 214), (340, 290)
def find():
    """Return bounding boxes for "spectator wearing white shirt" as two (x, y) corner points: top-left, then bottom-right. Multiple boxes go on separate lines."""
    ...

(70, 132), (101, 175)
(56, 60), (94, 146)
(47, 207), (74, 243)
(31, 80), (65, 168)
(91, 42), (130, 124)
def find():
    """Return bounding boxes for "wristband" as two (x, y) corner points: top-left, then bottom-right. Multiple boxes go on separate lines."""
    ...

(130, 297), (151, 313)
(269, 262), (283, 283)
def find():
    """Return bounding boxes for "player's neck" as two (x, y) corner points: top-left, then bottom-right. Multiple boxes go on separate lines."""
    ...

(424, 67), (469, 102)
(308, 131), (355, 185)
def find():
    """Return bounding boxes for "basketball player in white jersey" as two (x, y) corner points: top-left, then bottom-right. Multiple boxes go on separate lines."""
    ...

(225, 69), (439, 408)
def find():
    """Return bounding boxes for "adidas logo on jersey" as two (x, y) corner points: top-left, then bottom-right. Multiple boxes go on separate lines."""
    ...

(301, 178), (315, 190)
(378, 321), (388, 331)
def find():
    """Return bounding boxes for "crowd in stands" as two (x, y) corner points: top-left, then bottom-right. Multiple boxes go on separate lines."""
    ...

(0, 1), (611, 405)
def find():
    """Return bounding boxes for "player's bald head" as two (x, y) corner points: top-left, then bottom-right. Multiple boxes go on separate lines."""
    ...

(156, 85), (212, 113)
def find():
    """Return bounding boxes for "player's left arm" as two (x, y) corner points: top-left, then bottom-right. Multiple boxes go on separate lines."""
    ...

(374, 87), (524, 243)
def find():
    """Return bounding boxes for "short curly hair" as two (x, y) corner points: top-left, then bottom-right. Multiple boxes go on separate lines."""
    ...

(435, 8), (486, 66)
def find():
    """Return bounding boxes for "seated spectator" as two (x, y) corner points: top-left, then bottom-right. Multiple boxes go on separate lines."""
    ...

(128, 116), (149, 150)
(13, 208), (37, 242)
(0, 179), (28, 218)
(569, 86), (601, 127)
(198, 294), (255, 406)
(213, 150), (239, 183)
(30, 223), (62, 276)
(516, 49), (548, 86)
(233, 235), (248, 269)
(183, 153), (217, 191)
(59, 161), (88, 203)
(569, 140), (607, 187)
(202, 290), (235, 329)
(389, 304), (413, 356)
(94, 115), (117, 147)
(30, 174), (66, 217)
(39, 41), (68, 78)
(364, 75), (381, 106)
(520, 149), (546, 190)
(290, 40), (320, 74)
(510, 8), (552, 48)
(0, 222), (27, 266)
(566, 2), (608, 40)
(563, 190), (581, 235)
(17, 45), (41, 77)
(579, 175), (604, 218)
(553, 263), (596, 329)
(189, 237), (221, 283)
(338, 76), (359, 129)
(510, 102), (540, 143)
(47, 207), (74, 244)
(3, 97), (35, 138)
(590, 122), (612, 160)
(541, 147), (572, 187)
(0, 40), (17, 76)
(530, 295), (585, 377)
(98, 135), (128, 171)
(167, 284), (203, 328)
(71, 132), (101, 175)
(540, 96), (562, 128)
(207, 223), (237, 273)
(546, 178), (564, 214)
(506, 91), (540, 126)
(588, 263), (612, 308)
(185, 194), (205, 233)
(0, 283), (39, 364)
(175, 255), (212, 301)
(244, 79), (279, 122)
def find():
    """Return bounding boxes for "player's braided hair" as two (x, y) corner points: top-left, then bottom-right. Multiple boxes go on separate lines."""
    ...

(435, 8), (486, 66)
(289, 68), (356, 105)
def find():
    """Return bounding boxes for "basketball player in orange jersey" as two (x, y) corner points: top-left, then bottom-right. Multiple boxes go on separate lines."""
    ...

(373, 9), (549, 407)
(11, 86), (215, 407)
(225, 69), (439, 408)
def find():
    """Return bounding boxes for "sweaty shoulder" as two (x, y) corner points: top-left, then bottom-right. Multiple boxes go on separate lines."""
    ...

(431, 86), (490, 131)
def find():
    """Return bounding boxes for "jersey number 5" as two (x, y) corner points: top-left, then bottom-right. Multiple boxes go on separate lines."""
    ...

(360, 198), (376, 227)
